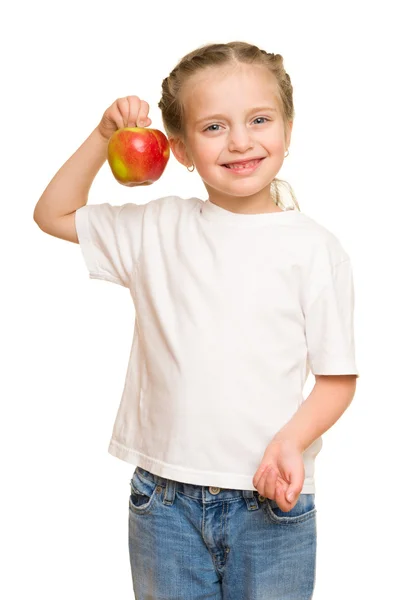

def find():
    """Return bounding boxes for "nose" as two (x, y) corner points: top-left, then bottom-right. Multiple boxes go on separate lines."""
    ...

(227, 125), (254, 153)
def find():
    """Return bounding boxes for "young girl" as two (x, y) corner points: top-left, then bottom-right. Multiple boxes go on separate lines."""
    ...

(34, 41), (359, 600)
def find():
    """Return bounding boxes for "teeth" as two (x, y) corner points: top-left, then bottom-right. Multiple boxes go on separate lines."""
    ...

(226, 159), (260, 169)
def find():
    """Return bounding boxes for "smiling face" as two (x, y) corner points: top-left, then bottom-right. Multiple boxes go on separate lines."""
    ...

(169, 62), (292, 212)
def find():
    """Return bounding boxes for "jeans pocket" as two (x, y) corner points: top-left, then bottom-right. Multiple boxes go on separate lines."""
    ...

(265, 493), (317, 524)
(129, 469), (159, 515)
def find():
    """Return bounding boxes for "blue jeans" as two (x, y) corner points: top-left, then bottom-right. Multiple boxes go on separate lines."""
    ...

(128, 466), (317, 600)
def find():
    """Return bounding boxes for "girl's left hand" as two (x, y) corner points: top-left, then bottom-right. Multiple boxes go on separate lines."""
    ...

(252, 439), (305, 512)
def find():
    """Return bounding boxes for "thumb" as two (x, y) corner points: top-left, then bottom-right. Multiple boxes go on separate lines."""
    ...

(287, 489), (295, 502)
(286, 461), (305, 503)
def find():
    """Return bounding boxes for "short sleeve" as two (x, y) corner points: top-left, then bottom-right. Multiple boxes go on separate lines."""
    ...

(75, 202), (145, 288)
(304, 258), (360, 377)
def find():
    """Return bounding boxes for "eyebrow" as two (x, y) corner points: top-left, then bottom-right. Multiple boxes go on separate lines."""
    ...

(194, 106), (278, 125)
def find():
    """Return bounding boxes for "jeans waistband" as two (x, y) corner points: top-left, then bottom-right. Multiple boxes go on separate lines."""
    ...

(136, 466), (259, 504)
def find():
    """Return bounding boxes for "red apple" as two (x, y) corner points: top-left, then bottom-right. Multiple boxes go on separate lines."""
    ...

(107, 127), (170, 186)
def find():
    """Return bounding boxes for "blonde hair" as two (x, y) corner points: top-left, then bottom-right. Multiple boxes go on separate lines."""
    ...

(158, 41), (300, 212)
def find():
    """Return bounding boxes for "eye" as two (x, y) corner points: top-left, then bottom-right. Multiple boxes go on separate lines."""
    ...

(204, 124), (221, 132)
(253, 117), (269, 125)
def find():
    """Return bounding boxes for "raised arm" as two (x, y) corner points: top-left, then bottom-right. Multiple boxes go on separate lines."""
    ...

(33, 96), (151, 243)
(33, 127), (109, 243)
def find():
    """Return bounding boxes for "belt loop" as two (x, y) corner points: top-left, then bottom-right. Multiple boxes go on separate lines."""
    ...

(242, 489), (259, 510)
(163, 477), (176, 506)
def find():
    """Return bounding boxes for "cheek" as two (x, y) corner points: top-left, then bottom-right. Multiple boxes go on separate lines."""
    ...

(261, 132), (284, 152)
(194, 142), (220, 166)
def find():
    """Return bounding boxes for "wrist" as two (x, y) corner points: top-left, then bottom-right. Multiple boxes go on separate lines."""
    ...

(271, 432), (304, 454)
(95, 125), (111, 144)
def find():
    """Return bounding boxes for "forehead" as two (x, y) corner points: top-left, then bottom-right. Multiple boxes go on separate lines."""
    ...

(181, 63), (279, 122)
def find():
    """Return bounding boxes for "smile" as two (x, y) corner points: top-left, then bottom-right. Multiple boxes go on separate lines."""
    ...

(222, 158), (264, 173)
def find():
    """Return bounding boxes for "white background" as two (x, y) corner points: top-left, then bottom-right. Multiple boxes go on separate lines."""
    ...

(2, 1), (409, 598)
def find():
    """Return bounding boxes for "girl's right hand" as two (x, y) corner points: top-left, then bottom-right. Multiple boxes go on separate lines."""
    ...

(98, 96), (152, 141)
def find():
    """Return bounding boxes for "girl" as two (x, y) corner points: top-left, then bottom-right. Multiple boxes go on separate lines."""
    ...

(34, 41), (359, 600)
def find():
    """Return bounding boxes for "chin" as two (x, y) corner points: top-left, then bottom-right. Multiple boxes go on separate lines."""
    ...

(225, 181), (271, 196)
(203, 173), (271, 198)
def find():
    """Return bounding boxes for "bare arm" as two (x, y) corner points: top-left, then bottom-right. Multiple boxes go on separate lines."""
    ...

(33, 126), (109, 226)
(273, 374), (358, 452)
(33, 96), (152, 243)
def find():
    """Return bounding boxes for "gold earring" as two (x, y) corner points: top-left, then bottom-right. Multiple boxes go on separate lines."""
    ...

(187, 164), (195, 172)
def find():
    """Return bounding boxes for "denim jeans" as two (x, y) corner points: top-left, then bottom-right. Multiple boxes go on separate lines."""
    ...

(128, 466), (317, 600)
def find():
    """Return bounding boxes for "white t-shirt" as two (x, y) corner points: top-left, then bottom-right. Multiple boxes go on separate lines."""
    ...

(75, 195), (359, 493)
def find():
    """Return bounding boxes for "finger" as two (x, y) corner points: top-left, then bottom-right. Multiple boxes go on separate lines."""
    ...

(255, 466), (272, 498)
(137, 100), (151, 128)
(126, 95), (141, 128)
(275, 481), (293, 511)
(275, 481), (287, 509)
(265, 468), (280, 501)
(253, 463), (271, 491)
(117, 97), (132, 128)
(260, 467), (278, 500)
(110, 102), (126, 130)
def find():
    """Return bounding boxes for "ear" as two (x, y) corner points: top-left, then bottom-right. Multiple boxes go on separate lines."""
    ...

(169, 137), (192, 168)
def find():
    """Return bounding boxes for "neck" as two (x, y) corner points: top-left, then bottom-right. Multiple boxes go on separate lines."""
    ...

(205, 184), (282, 215)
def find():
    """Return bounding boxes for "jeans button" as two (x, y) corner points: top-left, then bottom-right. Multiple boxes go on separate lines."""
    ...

(209, 487), (221, 495)
(258, 494), (266, 502)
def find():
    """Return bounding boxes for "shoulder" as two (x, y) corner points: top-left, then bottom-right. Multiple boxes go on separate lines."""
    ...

(291, 212), (355, 307)
(294, 211), (351, 265)
(142, 195), (200, 214)
(116, 195), (200, 225)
